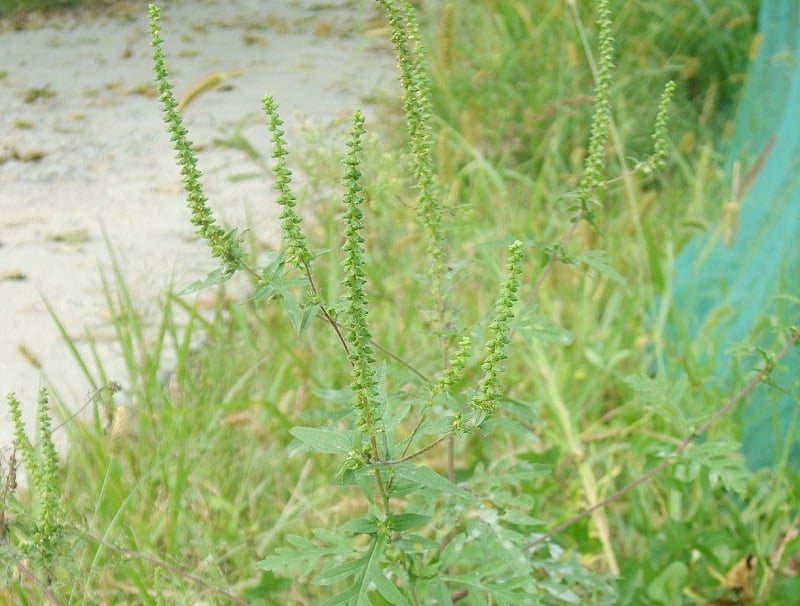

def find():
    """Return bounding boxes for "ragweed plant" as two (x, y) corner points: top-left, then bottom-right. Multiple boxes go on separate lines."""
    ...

(638, 80), (678, 176)
(5, 390), (68, 586)
(140, 0), (798, 603)
(339, 110), (381, 440)
(146, 0), (633, 601)
(377, 0), (449, 340)
(150, 6), (243, 277)
(262, 94), (313, 272)
(456, 239), (524, 430)
(577, 0), (613, 221)
(4, 0), (795, 603)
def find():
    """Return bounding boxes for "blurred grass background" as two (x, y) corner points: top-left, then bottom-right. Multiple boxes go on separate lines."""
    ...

(0, 0), (117, 21)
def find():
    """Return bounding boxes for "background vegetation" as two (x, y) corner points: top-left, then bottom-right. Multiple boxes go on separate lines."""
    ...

(0, 0), (114, 21)
(4, 0), (799, 604)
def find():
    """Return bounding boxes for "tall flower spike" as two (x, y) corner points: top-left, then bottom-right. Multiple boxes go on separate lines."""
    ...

(340, 110), (380, 436)
(378, 0), (446, 326)
(262, 94), (312, 270)
(149, 4), (241, 275)
(641, 80), (676, 175)
(465, 240), (524, 427)
(6, 390), (64, 566)
(7, 392), (37, 489)
(578, 0), (615, 221)
(35, 389), (62, 546)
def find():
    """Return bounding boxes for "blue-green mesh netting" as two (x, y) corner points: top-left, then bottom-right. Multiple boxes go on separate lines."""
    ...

(669, 0), (800, 471)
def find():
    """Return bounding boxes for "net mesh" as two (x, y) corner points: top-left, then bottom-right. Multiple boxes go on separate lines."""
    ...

(670, 0), (800, 470)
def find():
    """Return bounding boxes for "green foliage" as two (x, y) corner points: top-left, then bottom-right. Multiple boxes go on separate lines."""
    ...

(150, 0), (611, 598)
(4, 0), (800, 604)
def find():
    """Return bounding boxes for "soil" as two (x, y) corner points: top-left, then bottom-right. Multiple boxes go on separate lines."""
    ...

(0, 0), (397, 447)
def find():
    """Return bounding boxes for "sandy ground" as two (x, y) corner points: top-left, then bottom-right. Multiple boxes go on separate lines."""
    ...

(0, 0), (396, 448)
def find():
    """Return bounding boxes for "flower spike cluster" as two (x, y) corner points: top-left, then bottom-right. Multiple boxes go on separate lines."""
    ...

(340, 111), (381, 436)
(149, 4), (242, 275)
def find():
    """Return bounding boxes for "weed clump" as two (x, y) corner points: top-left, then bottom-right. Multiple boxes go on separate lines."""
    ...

(3, 1), (797, 604)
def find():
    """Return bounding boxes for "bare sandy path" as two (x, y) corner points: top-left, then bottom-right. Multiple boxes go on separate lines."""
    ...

(0, 0), (396, 446)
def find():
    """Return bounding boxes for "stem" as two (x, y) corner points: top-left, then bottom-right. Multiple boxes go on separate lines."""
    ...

(447, 437), (455, 483)
(303, 261), (351, 359)
(372, 440), (392, 515)
(523, 209), (584, 312)
(380, 433), (451, 465)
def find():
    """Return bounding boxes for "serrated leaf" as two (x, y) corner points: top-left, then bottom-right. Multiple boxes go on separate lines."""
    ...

(257, 548), (316, 577)
(624, 373), (690, 432)
(311, 527), (353, 546)
(250, 251), (307, 305)
(487, 460), (551, 484)
(392, 512), (431, 532)
(442, 565), (534, 605)
(316, 582), (358, 606)
(394, 533), (440, 554)
(473, 556), (516, 578)
(290, 426), (357, 455)
(499, 508), (543, 527)
(415, 416), (456, 437)
(541, 579), (582, 603)
(680, 440), (748, 493)
(421, 578), (454, 605)
(180, 267), (234, 294)
(296, 300), (321, 334)
(340, 515), (378, 535)
(257, 530), (350, 576)
(392, 463), (478, 502)
(482, 415), (536, 439)
(281, 293), (304, 334)
(368, 562), (410, 605)
(514, 306), (574, 346)
(317, 535), (410, 606)
(573, 249), (625, 285)
(316, 553), (369, 586)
